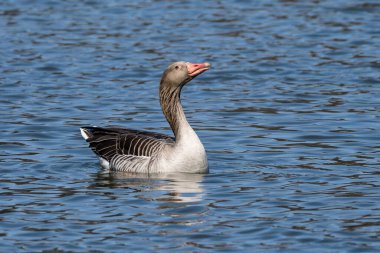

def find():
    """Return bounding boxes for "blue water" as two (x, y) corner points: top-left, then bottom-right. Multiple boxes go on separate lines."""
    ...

(1, 0), (380, 252)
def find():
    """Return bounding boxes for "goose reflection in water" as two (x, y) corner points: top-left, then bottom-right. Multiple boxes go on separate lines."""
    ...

(93, 172), (205, 203)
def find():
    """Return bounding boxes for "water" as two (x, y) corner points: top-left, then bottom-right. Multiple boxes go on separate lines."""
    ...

(1, 0), (380, 252)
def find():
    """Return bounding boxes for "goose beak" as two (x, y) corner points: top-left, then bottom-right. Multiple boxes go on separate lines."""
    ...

(186, 62), (211, 77)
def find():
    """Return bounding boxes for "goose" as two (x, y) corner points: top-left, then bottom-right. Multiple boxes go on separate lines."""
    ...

(80, 61), (210, 174)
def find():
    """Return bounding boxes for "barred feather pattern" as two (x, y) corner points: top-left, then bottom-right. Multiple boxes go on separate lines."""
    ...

(81, 126), (174, 172)
(110, 155), (150, 173)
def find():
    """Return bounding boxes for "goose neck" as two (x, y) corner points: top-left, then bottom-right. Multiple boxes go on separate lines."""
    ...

(159, 86), (192, 140)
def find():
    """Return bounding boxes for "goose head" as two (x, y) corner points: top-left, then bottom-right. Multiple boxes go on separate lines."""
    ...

(160, 61), (210, 89)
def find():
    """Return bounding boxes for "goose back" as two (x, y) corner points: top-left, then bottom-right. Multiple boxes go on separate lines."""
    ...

(81, 126), (175, 171)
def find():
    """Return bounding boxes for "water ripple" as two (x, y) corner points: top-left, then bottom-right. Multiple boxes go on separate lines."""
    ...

(1, 0), (380, 252)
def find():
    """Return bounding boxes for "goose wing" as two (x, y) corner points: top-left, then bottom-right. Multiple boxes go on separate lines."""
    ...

(80, 126), (174, 162)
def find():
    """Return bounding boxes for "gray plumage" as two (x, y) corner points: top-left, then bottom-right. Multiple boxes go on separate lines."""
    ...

(81, 61), (210, 174)
(80, 126), (174, 172)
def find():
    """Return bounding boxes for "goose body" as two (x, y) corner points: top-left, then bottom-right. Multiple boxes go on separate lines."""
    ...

(80, 61), (210, 174)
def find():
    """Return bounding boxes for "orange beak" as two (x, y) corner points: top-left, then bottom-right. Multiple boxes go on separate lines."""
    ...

(186, 62), (211, 77)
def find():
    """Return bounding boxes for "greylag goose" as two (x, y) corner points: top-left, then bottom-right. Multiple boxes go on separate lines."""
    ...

(80, 61), (210, 174)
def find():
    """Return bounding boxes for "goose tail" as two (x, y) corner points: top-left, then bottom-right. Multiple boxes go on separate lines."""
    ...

(80, 127), (94, 141)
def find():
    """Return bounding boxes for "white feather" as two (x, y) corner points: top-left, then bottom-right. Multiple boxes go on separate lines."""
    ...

(80, 128), (89, 140)
(99, 156), (110, 170)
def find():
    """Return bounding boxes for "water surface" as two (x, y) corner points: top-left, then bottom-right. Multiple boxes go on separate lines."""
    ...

(1, 0), (380, 252)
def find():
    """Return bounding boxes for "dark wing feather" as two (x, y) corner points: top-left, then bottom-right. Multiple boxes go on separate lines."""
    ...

(81, 126), (174, 161)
